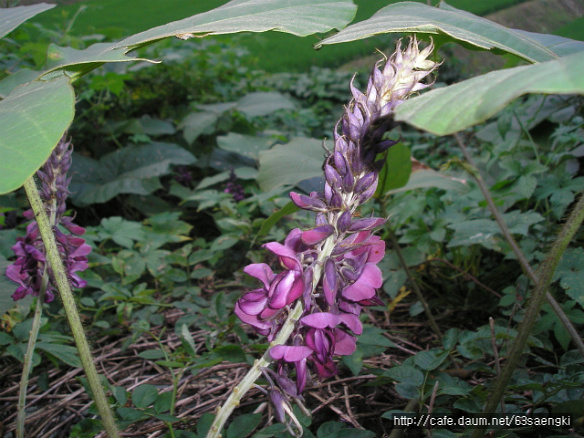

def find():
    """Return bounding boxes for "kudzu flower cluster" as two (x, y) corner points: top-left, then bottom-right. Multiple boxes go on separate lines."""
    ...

(6, 136), (91, 303)
(234, 37), (437, 419)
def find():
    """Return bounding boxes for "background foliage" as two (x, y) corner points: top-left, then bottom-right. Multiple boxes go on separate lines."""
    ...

(1, 0), (584, 437)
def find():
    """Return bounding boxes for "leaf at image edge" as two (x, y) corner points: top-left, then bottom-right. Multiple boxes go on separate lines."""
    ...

(0, 4), (55, 39)
(395, 52), (584, 135)
(118, 0), (358, 49)
(0, 78), (75, 194)
(315, 1), (555, 63)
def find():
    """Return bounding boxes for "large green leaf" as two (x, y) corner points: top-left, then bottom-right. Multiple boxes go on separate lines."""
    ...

(1, 0), (355, 195)
(316, 1), (555, 63)
(69, 142), (196, 206)
(513, 30), (584, 57)
(395, 51), (584, 135)
(0, 4), (55, 39)
(0, 78), (75, 194)
(119, 0), (357, 49)
(257, 137), (324, 191)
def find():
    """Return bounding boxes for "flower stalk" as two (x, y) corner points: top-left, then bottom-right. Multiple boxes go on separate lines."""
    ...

(22, 176), (121, 438)
(207, 37), (438, 437)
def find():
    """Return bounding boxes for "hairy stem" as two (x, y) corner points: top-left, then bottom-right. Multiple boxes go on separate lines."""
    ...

(472, 191), (584, 437)
(16, 269), (48, 438)
(455, 133), (584, 358)
(206, 301), (304, 438)
(23, 177), (120, 438)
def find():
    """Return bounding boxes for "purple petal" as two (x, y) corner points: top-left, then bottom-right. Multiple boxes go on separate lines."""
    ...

(270, 345), (313, 362)
(301, 312), (341, 329)
(323, 258), (338, 306)
(243, 263), (274, 290)
(339, 313), (363, 335)
(238, 291), (268, 315)
(301, 225), (334, 246)
(334, 330), (357, 356)
(264, 242), (300, 271)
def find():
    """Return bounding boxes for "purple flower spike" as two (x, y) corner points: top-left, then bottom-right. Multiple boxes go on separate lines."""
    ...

(234, 37), (437, 422)
(5, 136), (91, 303)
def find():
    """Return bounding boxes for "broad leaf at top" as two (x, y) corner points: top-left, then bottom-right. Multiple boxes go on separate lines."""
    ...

(0, 78), (75, 194)
(316, 1), (556, 63)
(0, 3), (55, 39)
(395, 51), (584, 135)
(118, 0), (357, 49)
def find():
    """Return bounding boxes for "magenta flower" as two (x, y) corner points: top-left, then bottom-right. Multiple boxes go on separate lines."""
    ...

(5, 136), (91, 303)
(234, 37), (437, 424)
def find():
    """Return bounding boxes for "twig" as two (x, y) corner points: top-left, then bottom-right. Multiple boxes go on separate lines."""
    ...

(488, 317), (505, 414)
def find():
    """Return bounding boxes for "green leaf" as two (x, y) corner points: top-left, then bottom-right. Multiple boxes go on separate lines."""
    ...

(226, 413), (262, 438)
(414, 349), (449, 371)
(316, 1), (555, 63)
(375, 143), (411, 196)
(383, 364), (424, 386)
(217, 133), (277, 161)
(386, 169), (468, 195)
(0, 4), (55, 39)
(197, 413), (215, 438)
(132, 384), (159, 408)
(119, 0), (357, 49)
(395, 52), (584, 136)
(554, 248), (584, 308)
(181, 324), (198, 358)
(117, 407), (149, 422)
(69, 142), (196, 206)
(258, 137), (324, 191)
(236, 92), (295, 117)
(514, 30), (584, 58)
(97, 217), (145, 249)
(138, 349), (167, 360)
(257, 201), (300, 238)
(0, 78), (75, 194)
(35, 342), (81, 368)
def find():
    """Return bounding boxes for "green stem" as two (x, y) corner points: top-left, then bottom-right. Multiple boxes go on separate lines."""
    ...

(23, 177), (121, 438)
(455, 134), (584, 358)
(206, 301), (304, 438)
(16, 269), (49, 438)
(471, 191), (584, 437)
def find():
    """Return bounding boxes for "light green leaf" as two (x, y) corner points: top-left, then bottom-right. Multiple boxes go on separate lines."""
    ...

(375, 143), (411, 196)
(69, 142), (196, 206)
(0, 69), (39, 99)
(316, 1), (555, 63)
(235, 92), (295, 117)
(0, 4), (55, 39)
(119, 0), (357, 49)
(217, 133), (277, 161)
(513, 30), (584, 58)
(42, 43), (155, 80)
(0, 78), (75, 194)
(554, 248), (584, 308)
(132, 384), (159, 409)
(396, 52), (584, 136)
(387, 169), (468, 195)
(258, 137), (324, 191)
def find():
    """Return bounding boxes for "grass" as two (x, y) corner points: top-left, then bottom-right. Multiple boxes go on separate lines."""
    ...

(30, 0), (562, 73)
